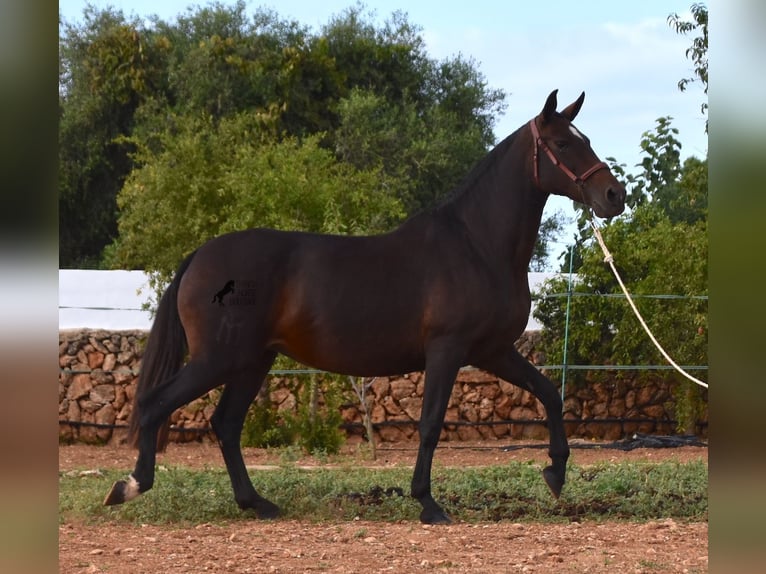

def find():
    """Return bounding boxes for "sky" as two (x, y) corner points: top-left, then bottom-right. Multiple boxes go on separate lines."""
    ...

(59, 0), (709, 261)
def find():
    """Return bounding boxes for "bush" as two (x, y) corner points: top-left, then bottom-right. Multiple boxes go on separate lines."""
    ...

(240, 391), (296, 449)
(293, 375), (346, 455)
(240, 373), (346, 455)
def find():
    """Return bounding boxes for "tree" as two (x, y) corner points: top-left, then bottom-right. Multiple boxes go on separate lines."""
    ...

(59, 7), (167, 267)
(334, 86), (494, 215)
(105, 112), (404, 296)
(322, 6), (505, 213)
(535, 207), (707, 370)
(668, 3), (708, 131)
(561, 115), (704, 274)
(60, 4), (509, 268)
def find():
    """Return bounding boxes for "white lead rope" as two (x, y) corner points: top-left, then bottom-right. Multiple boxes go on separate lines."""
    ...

(589, 220), (708, 389)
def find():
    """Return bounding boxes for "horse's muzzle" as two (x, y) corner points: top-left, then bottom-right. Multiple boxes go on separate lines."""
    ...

(592, 184), (626, 218)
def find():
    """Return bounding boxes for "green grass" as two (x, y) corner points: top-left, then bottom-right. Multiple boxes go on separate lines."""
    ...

(59, 460), (707, 525)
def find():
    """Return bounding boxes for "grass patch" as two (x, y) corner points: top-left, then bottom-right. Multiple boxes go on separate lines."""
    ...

(59, 460), (707, 525)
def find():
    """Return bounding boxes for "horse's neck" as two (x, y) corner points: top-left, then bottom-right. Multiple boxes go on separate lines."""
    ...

(450, 149), (548, 270)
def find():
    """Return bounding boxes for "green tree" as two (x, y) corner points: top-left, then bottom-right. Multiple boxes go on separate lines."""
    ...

(59, 7), (167, 266)
(536, 208), (707, 371)
(323, 5), (505, 213)
(609, 116), (707, 225)
(60, 3), (509, 267)
(105, 112), (404, 293)
(563, 116), (704, 273)
(668, 3), (708, 131)
(334, 87), (489, 214)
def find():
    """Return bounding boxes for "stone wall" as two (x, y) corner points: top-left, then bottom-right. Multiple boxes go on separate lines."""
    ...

(58, 329), (708, 445)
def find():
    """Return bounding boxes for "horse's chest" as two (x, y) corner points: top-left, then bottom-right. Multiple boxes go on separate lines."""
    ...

(473, 275), (531, 334)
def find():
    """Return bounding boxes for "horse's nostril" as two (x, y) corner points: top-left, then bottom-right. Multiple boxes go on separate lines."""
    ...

(606, 187), (624, 204)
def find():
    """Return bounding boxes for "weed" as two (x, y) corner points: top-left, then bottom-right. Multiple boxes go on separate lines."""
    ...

(240, 374), (346, 455)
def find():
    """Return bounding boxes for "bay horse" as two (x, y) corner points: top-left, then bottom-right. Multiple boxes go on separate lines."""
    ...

(105, 90), (625, 524)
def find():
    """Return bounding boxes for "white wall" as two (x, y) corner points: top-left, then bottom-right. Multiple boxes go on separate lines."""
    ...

(59, 270), (154, 330)
(58, 270), (561, 331)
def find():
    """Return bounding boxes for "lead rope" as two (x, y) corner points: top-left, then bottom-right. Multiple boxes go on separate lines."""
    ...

(588, 217), (708, 389)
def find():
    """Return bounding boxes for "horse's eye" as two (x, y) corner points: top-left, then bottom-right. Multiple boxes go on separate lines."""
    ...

(555, 140), (569, 151)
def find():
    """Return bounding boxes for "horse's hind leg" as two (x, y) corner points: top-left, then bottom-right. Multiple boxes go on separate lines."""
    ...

(104, 359), (226, 505)
(210, 350), (279, 518)
(478, 349), (570, 498)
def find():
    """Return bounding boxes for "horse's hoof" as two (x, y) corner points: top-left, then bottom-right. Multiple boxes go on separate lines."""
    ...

(419, 508), (452, 525)
(239, 495), (280, 519)
(542, 465), (564, 499)
(104, 475), (141, 506)
(255, 500), (280, 520)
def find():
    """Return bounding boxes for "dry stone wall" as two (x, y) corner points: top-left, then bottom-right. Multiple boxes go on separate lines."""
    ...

(59, 329), (707, 445)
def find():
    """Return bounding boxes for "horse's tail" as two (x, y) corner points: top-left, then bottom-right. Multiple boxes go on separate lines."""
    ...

(128, 251), (197, 451)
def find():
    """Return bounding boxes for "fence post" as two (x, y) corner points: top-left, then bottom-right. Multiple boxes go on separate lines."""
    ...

(560, 244), (575, 409)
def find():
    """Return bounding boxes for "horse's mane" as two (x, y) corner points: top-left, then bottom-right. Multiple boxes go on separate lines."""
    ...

(436, 128), (520, 209)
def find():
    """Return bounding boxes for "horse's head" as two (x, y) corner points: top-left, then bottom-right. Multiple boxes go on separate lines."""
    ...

(530, 90), (626, 218)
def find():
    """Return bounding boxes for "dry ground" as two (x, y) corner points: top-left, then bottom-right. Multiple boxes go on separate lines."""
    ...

(59, 440), (708, 573)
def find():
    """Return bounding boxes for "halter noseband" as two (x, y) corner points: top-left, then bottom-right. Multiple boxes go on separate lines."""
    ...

(529, 119), (608, 189)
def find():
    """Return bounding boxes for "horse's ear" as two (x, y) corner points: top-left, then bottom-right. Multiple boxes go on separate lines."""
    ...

(541, 89), (558, 123)
(560, 92), (585, 122)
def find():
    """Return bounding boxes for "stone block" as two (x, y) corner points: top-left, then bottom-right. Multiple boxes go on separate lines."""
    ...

(389, 379), (416, 400)
(88, 352), (105, 370)
(398, 396), (422, 421)
(90, 384), (116, 405)
(67, 374), (92, 400)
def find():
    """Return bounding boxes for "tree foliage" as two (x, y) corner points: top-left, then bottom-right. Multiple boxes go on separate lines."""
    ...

(106, 112), (404, 290)
(59, 6), (168, 267)
(535, 208), (707, 372)
(668, 3), (708, 130)
(59, 2), (507, 269)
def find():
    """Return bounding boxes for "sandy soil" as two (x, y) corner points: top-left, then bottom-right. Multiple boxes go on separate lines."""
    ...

(59, 440), (708, 573)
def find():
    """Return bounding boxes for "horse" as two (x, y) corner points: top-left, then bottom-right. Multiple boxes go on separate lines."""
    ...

(104, 90), (626, 524)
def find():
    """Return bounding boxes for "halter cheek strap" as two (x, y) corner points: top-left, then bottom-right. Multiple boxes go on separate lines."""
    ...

(529, 119), (608, 189)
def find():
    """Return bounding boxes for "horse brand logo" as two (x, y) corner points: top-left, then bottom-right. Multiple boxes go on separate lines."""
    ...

(211, 280), (235, 306)
(211, 279), (258, 306)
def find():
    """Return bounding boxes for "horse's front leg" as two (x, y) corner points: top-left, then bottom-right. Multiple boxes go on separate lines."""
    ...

(411, 344), (463, 524)
(477, 349), (570, 498)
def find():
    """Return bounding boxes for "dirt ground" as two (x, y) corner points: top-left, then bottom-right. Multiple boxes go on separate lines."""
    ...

(59, 440), (708, 573)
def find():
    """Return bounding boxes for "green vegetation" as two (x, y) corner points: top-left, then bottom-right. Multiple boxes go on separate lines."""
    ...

(240, 373), (346, 454)
(59, 459), (707, 525)
(59, 2), (507, 271)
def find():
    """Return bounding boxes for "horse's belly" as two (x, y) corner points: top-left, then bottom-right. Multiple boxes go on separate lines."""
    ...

(269, 275), (427, 375)
(271, 331), (425, 377)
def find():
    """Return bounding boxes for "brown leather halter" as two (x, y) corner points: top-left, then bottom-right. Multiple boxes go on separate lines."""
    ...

(529, 118), (608, 189)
